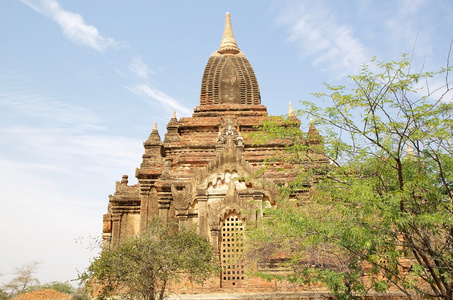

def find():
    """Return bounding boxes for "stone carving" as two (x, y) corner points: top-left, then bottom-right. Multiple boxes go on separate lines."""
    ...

(171, 183), (192, 211)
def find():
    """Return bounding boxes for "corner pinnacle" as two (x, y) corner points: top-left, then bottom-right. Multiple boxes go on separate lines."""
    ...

(407, 142), (414, 156)
(145, 121), (162, 145)
(288, 102), (294, 115)
(218, 12), (240, 54)
(308, 118), (317, 132)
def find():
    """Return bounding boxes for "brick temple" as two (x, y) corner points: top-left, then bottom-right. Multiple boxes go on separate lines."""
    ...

(102, 13), (327, 293)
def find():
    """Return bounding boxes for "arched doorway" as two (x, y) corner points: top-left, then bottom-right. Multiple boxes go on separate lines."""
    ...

(220, 213), (245, 287)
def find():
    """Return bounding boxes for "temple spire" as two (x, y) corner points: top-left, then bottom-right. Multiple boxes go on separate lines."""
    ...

(288, 102), (294, 116)
(218, 12), (240, 54)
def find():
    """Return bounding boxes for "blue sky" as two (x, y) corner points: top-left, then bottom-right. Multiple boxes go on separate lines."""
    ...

(1, 0), (452, 286)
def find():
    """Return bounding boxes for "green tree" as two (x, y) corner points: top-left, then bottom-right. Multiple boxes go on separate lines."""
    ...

(79, 218), (219, 300)
(40, 281), (75, 295)
(0, 289), (8, 300)
(248, 54), (453, 299)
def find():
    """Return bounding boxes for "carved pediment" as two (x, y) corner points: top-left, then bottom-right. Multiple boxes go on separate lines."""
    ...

(171, 183), (193, 211)
(208, 203), (249, 228)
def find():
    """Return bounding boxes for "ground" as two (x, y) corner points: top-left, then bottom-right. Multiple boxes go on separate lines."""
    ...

(12, 289), (70, 300)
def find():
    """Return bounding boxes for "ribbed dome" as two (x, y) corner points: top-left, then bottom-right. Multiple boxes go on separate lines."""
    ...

(199, 13), (261, 106)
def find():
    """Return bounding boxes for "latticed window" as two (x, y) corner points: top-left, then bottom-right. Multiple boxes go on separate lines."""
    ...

(220, 214), (245, 287)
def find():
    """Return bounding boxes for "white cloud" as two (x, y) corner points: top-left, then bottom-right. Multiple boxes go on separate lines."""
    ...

(20, 0), (117, 52)
(0, 86), (102, 131)
(126, 84), (192, 117)
(126, 57), (191, 120)
(0, 126), (142, 174)
(277, 1), (368, 77)
(129, 56), (154, 80)
(0, 80), (142, 176)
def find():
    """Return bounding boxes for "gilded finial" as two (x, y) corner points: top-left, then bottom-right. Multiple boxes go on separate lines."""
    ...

(172, 110), (176, 119)
(288, 102), (294, 115)
(218, 12), (240, 54)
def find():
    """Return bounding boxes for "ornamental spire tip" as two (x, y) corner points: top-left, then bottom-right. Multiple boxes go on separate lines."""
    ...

(218, 12), (240, 54)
